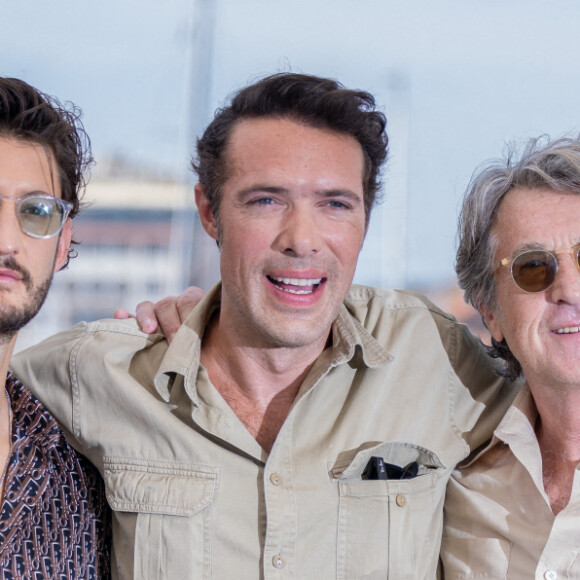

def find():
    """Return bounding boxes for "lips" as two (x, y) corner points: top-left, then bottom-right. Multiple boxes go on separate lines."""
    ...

(267, 275), (324, 295)
(0, 268), (22, 283)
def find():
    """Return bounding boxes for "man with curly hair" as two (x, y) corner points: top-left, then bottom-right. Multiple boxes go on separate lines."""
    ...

(0, 77), (110, 578)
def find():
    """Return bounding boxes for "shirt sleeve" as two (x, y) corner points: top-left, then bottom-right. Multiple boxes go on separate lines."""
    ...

(9, 322), (90, 451)
(441, 315), (520, 453)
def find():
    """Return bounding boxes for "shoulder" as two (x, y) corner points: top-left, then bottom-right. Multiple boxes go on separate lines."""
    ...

(13, 318), (163, 367)
(343, 285), (462, 343)
(345, 285), (455, 318)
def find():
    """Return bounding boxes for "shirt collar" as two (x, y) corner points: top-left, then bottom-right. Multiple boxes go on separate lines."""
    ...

(331, 302), (393, 368)
(494, 382), (537, 443)
(462, 380), (532, 466)
(153, 284), (221, 401)
(153, 283), (393, 401)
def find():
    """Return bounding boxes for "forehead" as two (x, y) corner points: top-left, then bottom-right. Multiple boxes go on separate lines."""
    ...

(0, 136), (60, 198)
(223, 117), (365, 189)
(493, 187), (580, 251)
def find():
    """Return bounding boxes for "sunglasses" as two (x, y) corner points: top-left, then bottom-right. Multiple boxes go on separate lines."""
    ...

(497, 244), (580, 293)
(0, 193), (73, 239)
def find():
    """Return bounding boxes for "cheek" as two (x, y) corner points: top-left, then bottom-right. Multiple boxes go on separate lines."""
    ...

(497, 299), (545, 350)
(328, 227), (364, 265)
(222, 220), (275, 254)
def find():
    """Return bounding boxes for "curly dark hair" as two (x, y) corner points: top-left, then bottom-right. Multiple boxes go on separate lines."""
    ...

(193, 72), (388, 227)
(0, 77), (92, 267)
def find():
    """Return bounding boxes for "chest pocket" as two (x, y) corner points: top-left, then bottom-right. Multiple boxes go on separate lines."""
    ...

(332, 442), (447, 580)
(104, 457), (218, 579)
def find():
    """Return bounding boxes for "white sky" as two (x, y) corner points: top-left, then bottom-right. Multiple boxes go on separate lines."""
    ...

(2, 0), (580, 289)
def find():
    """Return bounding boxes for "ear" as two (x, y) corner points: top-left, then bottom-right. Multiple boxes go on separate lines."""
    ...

(480, 304), (505, 343)
(54, 219), (72, 272)
(195, 183), (218, 241)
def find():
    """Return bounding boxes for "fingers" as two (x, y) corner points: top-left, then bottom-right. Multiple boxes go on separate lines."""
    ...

(134, 301), (160, 335)
(113, 309), (134, 320)
(175, 286), (205, 323)
(121, 287), (205, 343)
(151, 296), (183, 343)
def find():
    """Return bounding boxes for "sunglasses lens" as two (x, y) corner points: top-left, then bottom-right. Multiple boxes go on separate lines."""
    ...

(511, 251), (557, 292)
(19, 196), (65, 238)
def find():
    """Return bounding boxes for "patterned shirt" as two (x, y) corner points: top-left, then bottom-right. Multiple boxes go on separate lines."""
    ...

(0, 373), (111, 579)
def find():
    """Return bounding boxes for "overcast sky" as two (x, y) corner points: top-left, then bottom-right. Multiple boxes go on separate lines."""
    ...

(2, 0), (580, 290)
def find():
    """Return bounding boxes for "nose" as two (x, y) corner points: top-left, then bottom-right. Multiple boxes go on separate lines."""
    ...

(273, 204), (321, 258)
(0, 201), (22, 256)
(546, 255), (580, 305)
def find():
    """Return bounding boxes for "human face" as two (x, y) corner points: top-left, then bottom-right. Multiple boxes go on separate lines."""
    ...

(196, 117), (367, 351)
(484, 187), (580, 389)
(0, 137), (71, 340)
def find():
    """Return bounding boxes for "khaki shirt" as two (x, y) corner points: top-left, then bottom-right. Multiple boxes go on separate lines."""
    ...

(11, 285), (514, 579)
(442, 384), (578, 579)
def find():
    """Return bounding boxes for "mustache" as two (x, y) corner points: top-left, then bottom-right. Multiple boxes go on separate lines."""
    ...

(0, 256), (32, 291)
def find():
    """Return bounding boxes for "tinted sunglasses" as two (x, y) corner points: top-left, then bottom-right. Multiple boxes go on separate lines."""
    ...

(497, 244), (580, 293)
(0, 193), (73, 239)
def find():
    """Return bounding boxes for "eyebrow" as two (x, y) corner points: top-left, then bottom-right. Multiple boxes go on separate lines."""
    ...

(0, 189), (56, 201)
(506, 240), (580, 259)
(237, 185), (363, 204)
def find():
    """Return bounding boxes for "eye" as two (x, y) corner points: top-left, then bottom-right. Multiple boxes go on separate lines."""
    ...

(325, 200), (350, 210)
(521, 258), (547, 270)
(21, 199), (52, 220)
(22, 202), (51, 217)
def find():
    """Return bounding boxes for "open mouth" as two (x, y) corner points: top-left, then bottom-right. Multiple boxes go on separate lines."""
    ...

(555, 326), (580, 334)
(267, 276), (324, 295)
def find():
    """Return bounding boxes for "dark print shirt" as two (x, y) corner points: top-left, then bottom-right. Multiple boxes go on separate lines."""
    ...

(0, 373), (111, 579)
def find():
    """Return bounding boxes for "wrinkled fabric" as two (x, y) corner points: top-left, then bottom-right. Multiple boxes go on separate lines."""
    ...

(443, 384), (580, 580)
(12, 284), (515, 579)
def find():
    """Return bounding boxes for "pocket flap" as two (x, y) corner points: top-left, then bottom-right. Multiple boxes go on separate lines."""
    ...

(332, 441), (445, 480)
(104, 457), (218, 516)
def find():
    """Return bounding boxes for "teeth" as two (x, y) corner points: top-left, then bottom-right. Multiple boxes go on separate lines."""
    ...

(556, 326), (580, 334)
(272, 277), (322, 286)
(268, 276), (322, 294)
(279, 287), (312, 295)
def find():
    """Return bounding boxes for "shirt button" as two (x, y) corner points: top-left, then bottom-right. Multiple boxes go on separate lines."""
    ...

(272, 555), (286, 569)
(270, 473), (283, 486)
(396, 494), (407, 507)
(544, 571), (558, 580)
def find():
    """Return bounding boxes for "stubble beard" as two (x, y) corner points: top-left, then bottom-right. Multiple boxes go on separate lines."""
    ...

(0, 257), (53, 344)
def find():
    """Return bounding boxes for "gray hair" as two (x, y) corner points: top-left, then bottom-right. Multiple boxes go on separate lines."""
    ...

(456, 135), (580, 380)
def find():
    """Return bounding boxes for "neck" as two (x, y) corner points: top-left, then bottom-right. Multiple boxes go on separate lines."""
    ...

(531, 383), (580, 458)
(200, 313), (330, 453)
(0, 333), (17, 387)
(202, 312), (328, 400)
(530, 381), (580, 514)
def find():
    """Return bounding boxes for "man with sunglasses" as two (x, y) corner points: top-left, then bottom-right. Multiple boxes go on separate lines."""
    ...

(0, 78), (110, 577)
(442, 136), (580, 578)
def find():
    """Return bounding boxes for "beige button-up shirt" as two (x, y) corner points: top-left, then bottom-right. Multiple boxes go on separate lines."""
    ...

(442, 384), (578, 579)
(11, 285), (514, 579)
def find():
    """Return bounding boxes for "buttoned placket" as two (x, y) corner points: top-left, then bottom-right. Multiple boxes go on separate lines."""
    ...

(535, 468), (580, 579)
(262, 420), (296, 578)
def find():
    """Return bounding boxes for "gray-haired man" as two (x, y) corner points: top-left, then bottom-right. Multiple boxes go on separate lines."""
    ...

(443, 136), (580, 579)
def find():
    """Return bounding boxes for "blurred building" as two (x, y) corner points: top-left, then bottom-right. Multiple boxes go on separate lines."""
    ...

(14, 174), (214, 352)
